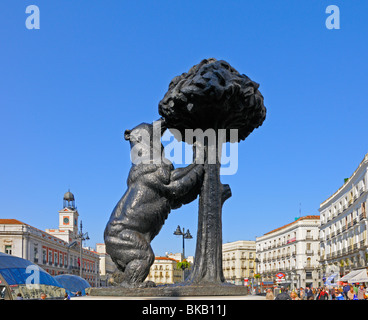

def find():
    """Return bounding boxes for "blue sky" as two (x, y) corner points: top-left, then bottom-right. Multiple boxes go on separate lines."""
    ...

(1, 1), (367, 257)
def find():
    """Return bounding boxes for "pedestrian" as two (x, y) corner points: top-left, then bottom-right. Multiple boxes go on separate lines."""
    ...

(275, 287), (291, 300)
(357, 285), (365, 300)
(64, 293), (70, 300)
(305, 286), (314, 300)
(330, 287), (336, 300)
(347, 286), (356, 300)
(299, 287), (305, 300)
(315, 288), (321, 299)
(16, 293), (23, 300)
(316, 287), (329, 300)
(266, 288), (275, 300)
(312, 287), (317, 298)
(290, 291), (301, 300)
(40, 293), (47, 300)
(353, 284), (358, 296)
(336, 291), (345, 300)
(343, 283), (350, 299)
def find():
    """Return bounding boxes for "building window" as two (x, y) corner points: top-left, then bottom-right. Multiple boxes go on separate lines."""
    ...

(5, 245), (12, 255)
(43, 250), (47, 264)
(34, 246), (39, 263)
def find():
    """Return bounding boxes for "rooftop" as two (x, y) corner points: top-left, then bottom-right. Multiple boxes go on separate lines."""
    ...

(0, 219), (26, 225)
(154, 257), (178, 262)
(263, 215), (320, 236)
(320, 153), (368, 208)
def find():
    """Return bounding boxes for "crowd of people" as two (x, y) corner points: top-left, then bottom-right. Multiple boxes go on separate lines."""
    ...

(265, 283), (368, 300)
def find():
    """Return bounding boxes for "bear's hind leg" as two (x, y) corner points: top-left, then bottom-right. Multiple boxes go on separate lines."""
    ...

(119, 245), (155, 288)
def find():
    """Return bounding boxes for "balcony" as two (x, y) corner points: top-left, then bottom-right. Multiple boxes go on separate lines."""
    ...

(305, 250), (313, 256)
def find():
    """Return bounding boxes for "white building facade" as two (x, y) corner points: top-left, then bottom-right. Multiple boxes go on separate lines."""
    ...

(95, 243), (117, 286)
(222, 240), (256, 286)
(319, 153), (368, 279)
(146, 256), (183, 285)
(256, 215), (320, 289)
(0, 191), (100, 287)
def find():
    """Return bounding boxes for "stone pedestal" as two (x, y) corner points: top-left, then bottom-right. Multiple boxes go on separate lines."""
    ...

(90, 283), (249, 297)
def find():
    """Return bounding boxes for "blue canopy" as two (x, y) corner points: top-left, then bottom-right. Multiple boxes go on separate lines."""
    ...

(324, 273), (339, 286)
(0, 252), (62, 288)
(54, 274), (91, 296)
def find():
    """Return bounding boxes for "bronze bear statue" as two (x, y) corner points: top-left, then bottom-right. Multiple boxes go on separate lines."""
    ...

(104, 120), (204, 287)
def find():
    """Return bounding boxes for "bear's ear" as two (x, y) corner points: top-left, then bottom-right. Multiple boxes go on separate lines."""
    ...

(124, 129), (131, 141)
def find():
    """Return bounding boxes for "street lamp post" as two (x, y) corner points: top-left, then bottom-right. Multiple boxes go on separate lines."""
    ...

(173, 225), (192, 259)
(76, 220), (90, 278)
(255, 257), (260, 293)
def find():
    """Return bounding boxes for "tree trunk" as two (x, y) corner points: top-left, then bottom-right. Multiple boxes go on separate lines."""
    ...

(188, 142), (230, 284)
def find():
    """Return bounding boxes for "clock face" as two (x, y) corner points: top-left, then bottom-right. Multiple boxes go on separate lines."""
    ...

(63, 217), (69, 224)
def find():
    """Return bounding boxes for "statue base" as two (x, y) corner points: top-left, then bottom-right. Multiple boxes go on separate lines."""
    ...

(90, 283), (249, 297)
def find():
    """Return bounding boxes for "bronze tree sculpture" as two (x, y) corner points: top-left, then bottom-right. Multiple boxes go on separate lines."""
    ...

(159, 58), (266, 284)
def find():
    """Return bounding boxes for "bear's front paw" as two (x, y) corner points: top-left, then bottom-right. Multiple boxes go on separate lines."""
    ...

(194, 164), (205, 177)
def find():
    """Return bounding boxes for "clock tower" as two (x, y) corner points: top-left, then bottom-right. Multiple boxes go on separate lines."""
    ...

(58, 190), (79, 238)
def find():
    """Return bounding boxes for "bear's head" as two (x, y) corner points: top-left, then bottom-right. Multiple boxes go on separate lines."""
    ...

(124, 120), (166, 165)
